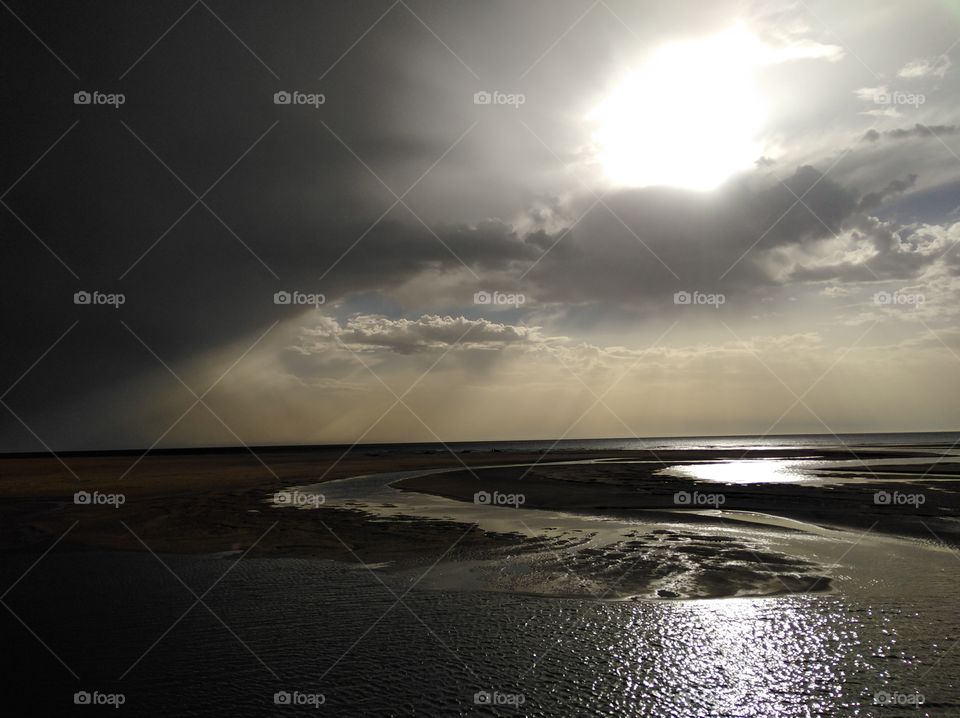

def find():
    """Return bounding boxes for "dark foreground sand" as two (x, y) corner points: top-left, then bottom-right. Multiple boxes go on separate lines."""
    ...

(1, 444), (957, 599)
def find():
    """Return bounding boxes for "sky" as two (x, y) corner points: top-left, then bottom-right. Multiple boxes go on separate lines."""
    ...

(2, 0), (960, 452)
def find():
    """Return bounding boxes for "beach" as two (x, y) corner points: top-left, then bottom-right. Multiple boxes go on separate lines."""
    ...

(3, 440), (959, 597)
(3, 437), (960, 715)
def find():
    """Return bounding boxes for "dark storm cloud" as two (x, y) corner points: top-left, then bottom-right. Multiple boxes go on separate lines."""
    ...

(1, 197), (539, 448)
(518, 165), (863, 309)
(857, 174), (918, 210)
(0, 1), (548, 449)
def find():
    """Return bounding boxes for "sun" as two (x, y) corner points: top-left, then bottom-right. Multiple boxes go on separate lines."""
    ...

(591, 26), (767, 191)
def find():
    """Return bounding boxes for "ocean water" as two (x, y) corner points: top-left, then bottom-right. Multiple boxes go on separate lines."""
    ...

(356, 431), (960, 455)
(2, 552), (958, 717)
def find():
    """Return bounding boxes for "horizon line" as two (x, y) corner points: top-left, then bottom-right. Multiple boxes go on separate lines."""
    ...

(1, 428), (958, 460)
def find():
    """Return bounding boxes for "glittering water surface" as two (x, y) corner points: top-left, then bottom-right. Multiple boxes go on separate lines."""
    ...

(659, 455), (960, 485)
(3, 552), (958, 716)
(658, 458), (815, 484)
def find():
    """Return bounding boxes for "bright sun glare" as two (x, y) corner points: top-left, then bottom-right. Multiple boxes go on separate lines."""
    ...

(591, 26), (767, 191)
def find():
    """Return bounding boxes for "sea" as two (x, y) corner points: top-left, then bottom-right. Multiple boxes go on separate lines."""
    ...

(352, 430), (960, 454)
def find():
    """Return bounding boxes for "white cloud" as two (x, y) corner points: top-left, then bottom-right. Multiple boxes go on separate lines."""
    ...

(854, 86), (887, 102)
(758, 37), (844, 64)
(297, 314), (549, 354)
(898, 55), (952, 79)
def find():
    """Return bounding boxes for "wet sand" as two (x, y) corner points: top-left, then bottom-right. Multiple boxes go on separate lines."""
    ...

(397, 459), (960, 546)
(2, 444), (958, 600)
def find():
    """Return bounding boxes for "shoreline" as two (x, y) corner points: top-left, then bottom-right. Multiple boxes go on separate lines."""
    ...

(395, 458), (960, 547)
(2, 446), (958, 600)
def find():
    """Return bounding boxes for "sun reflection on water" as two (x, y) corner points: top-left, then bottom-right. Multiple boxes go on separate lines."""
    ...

(662, 459), (813, 484)
(609, 596), (865, 716)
